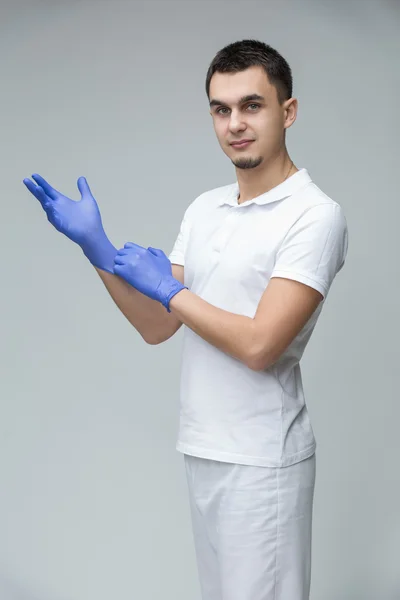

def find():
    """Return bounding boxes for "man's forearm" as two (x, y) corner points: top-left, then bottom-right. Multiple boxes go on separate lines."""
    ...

(95, 267), (181, 344)
(168, 288), (257, 368)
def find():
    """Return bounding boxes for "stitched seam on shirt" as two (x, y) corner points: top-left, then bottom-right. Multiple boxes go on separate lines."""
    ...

(315, 204), (338, 275)
(271, 269), (327, 290)
(273, 466), (281, 600)
(276, 202), (338, 255)
(272, 268), (325, 282)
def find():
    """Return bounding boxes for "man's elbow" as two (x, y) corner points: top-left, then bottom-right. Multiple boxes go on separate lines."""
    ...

(245, 345), (274, 372)
(145, 333), (168, 345)
(245, 344), (282, 371)
(246, 357), (271, 372)
(145, 336), (162, 345)
(145, 326), (179, 345)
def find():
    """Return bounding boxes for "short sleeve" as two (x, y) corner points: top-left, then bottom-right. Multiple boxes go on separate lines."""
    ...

(270, 203), (348, 299)
(168, 206), (192, 266)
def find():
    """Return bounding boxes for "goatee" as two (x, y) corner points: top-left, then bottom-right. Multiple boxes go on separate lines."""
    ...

(232, 156), (263, 169)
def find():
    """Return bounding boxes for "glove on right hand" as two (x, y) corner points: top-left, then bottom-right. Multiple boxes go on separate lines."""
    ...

(23, 174), (117, 274)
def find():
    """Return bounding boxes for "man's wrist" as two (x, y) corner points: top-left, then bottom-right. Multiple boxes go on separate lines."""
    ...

(81, 234), (118, 274)
(160, 276), (188, 312)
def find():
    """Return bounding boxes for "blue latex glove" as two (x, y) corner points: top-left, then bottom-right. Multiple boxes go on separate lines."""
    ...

(113, 242), (187, 312)
(23, 174), (117, 273)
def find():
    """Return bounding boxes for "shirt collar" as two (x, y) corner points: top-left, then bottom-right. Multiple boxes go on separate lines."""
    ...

(218, 168), (312, 207)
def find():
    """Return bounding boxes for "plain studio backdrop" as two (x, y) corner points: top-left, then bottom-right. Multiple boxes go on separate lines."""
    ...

(1, 0), (399, 599)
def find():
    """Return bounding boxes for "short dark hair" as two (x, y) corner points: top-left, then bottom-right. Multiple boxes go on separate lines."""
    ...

(205, 39), (293, 106)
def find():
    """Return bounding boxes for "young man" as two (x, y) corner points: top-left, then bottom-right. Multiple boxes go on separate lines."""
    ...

(23, 39), (348, 600)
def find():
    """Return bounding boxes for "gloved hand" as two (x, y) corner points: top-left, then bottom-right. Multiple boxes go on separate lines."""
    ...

(23, 173), (117, 274)
(113, 242), (187, 312)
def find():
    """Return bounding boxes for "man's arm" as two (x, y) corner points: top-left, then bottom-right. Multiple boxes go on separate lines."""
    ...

(95, 264), (184, 344)
(168, 276), (323, 370)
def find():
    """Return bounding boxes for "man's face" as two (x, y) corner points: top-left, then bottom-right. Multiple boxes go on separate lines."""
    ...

(208, 65), (296, 170)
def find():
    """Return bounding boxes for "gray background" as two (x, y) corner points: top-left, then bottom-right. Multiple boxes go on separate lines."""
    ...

(1, 0), (399, 598)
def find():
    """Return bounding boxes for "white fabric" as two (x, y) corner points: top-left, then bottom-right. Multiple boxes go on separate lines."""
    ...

(184, 452), (316, 600)
(169, 168), (348, 467)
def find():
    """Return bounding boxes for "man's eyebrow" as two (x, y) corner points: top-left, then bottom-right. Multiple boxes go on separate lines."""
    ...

(209, 93), (265, 108)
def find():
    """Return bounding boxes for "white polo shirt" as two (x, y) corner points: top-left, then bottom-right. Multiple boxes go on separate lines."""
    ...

(168, 168), (348, 467)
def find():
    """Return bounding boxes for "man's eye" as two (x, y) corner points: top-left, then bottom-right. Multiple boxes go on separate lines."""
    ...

(216, 104), (260, 115)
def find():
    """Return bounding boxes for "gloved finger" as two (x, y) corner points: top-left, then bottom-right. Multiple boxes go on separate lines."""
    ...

(148, 246), (164, 257)
(77, 176), (93, 199)
(124, 241), (146, 251)
(31, 174), (59, 200)
(23, 179), (51, 209)
(113, 264), (124, 276)
(113, 254), (126, 265)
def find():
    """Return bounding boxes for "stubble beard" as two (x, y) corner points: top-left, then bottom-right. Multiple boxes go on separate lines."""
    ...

(232, 155), (263, 169)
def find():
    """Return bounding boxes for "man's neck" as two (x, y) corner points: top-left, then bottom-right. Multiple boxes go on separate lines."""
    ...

(236, 155), (298, 205)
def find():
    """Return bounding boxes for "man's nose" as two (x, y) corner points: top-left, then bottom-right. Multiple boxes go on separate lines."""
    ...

(229, 113), (246, 131)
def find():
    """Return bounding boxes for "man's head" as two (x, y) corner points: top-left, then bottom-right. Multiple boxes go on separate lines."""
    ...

(205, 39), (297, 170)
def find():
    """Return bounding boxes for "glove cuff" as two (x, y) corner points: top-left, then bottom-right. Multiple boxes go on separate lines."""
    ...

(159, 277), (188, 312)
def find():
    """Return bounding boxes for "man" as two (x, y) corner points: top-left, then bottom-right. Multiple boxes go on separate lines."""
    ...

(23, 39), (348, 600)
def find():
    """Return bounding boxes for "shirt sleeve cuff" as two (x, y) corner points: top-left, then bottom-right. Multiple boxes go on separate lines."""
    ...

(168, 252), (184, 266)
(270, 269), (328, 299)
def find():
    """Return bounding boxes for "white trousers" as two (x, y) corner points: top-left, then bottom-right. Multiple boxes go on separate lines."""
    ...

(184, 452), (316, 600)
